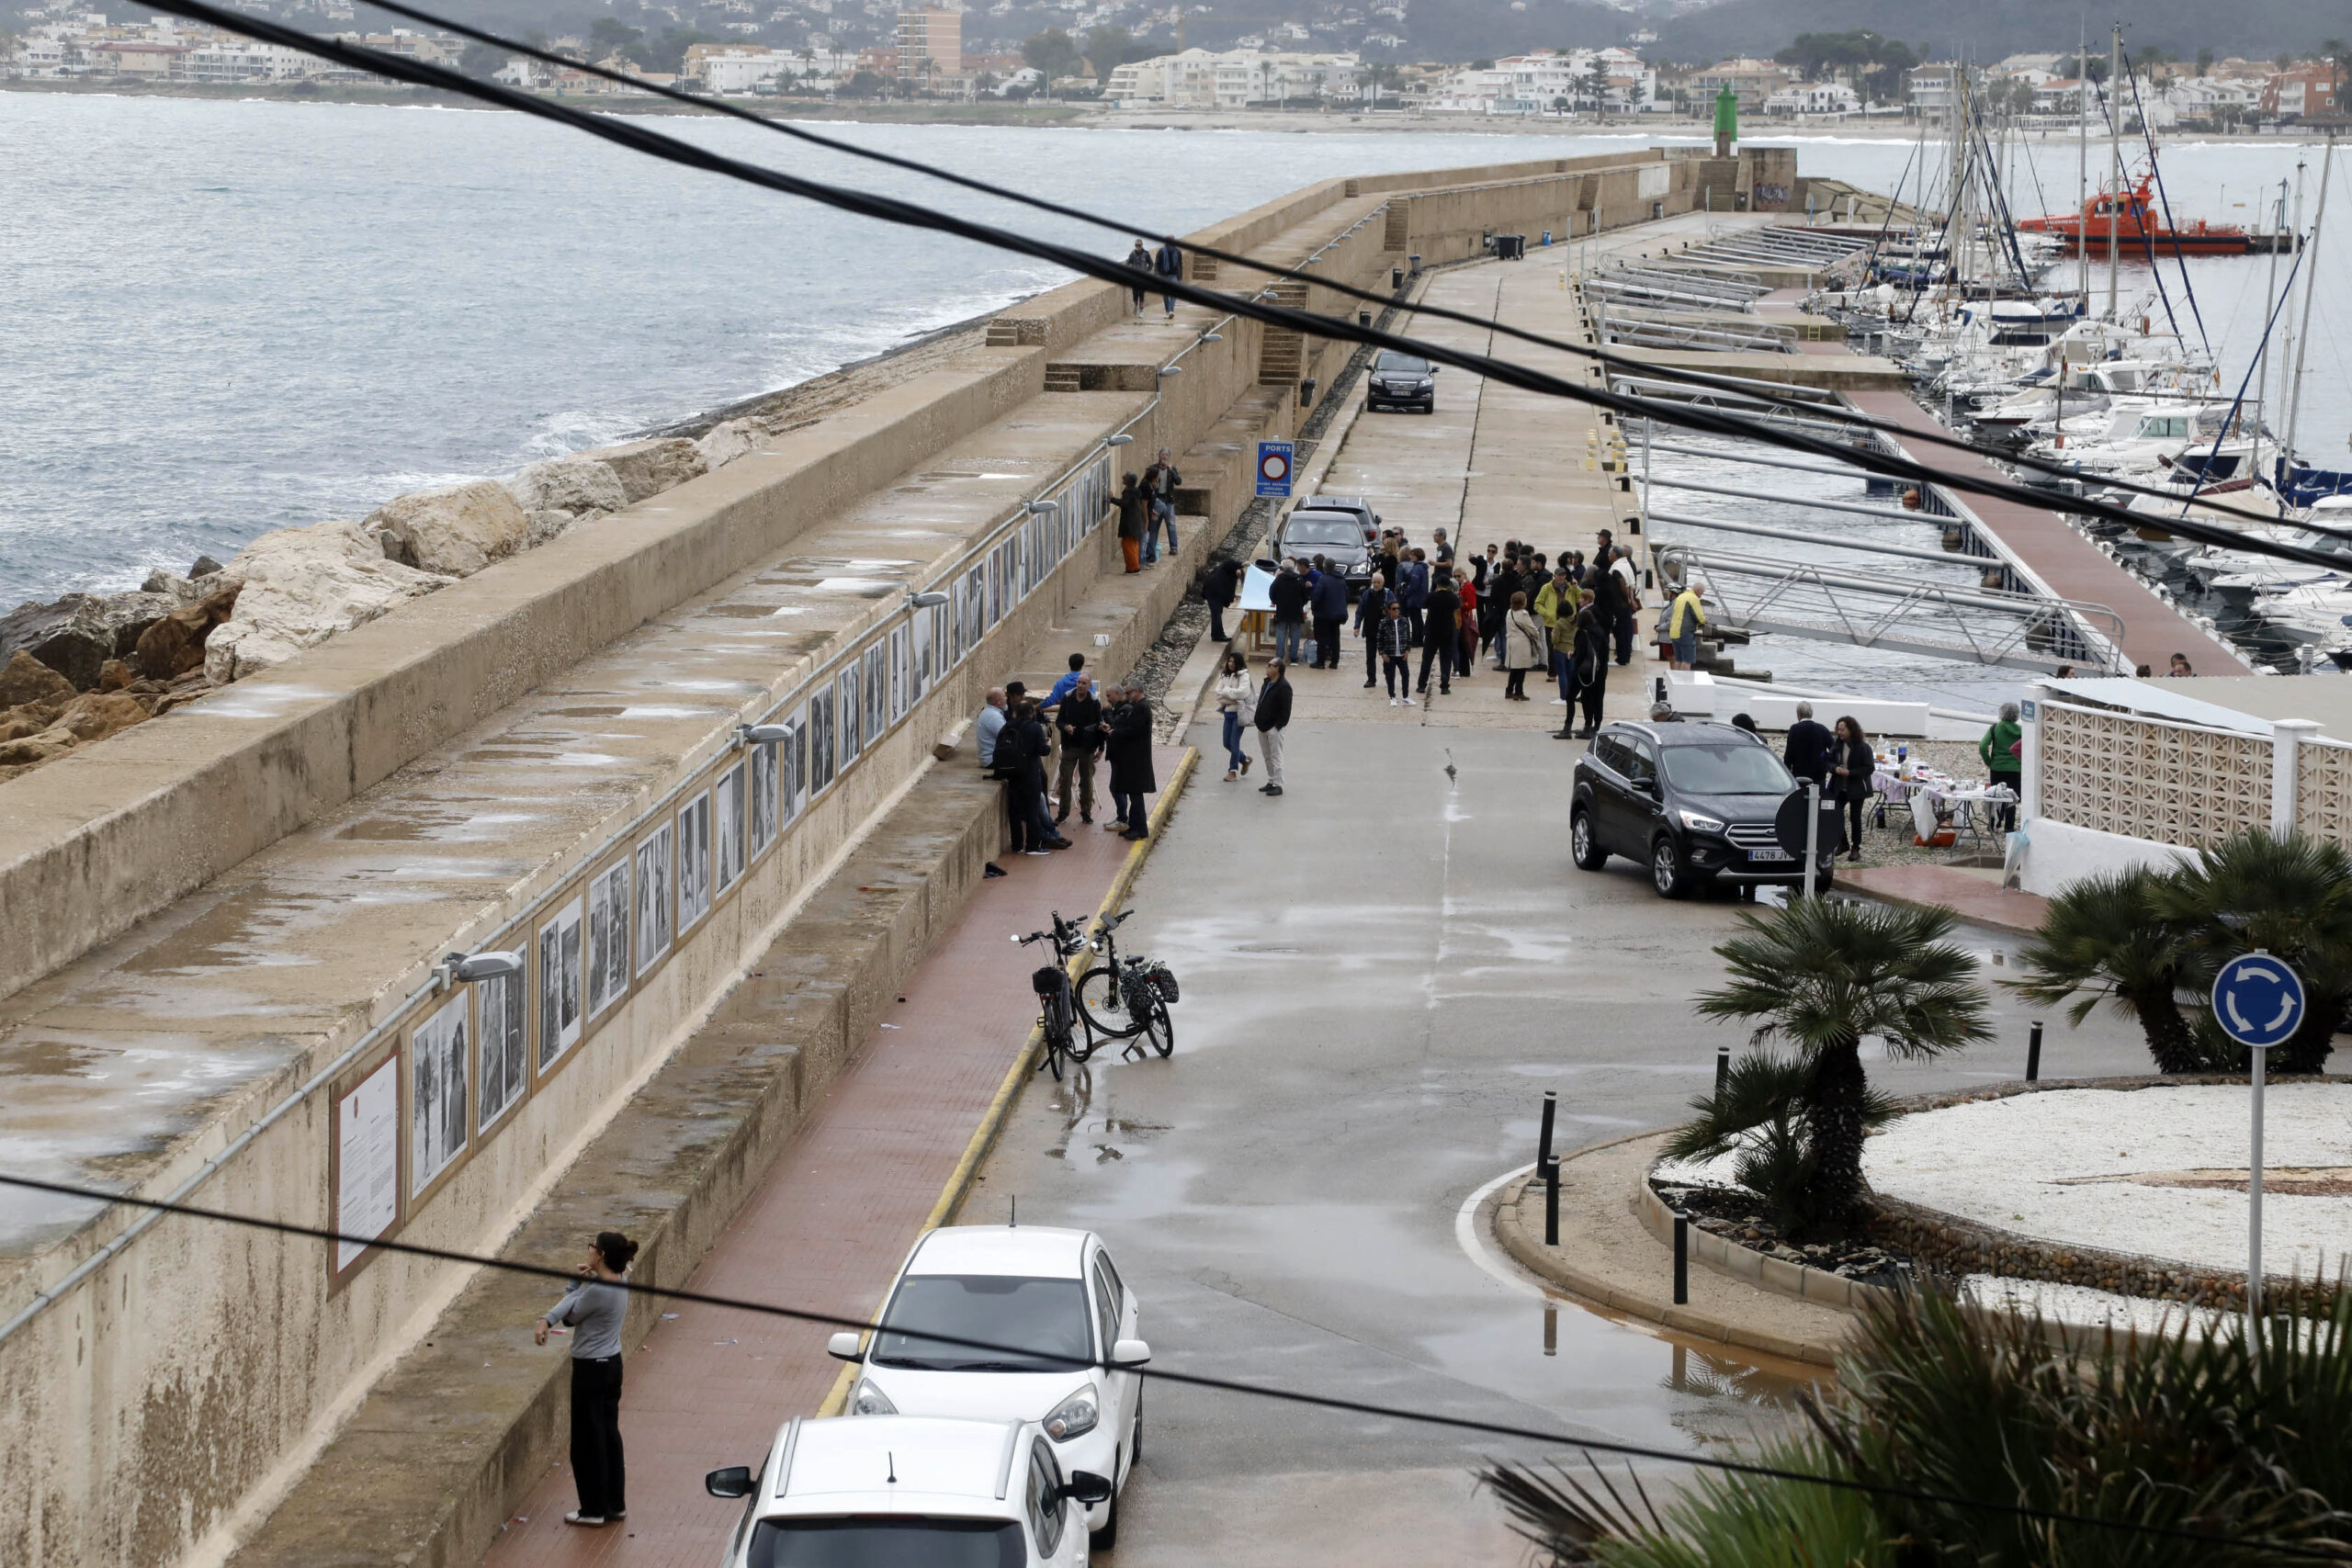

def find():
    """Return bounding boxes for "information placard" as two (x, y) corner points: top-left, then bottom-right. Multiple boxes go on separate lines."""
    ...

(335, 1056), (400, 1270)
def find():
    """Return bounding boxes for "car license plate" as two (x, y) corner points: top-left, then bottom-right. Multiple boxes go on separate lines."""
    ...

(1747, 847), (1793, 863)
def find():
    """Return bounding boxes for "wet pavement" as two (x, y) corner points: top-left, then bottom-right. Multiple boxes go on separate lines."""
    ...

(967, 709), (2155, 1564)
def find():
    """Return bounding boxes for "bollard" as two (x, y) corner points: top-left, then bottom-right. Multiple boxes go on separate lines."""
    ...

(1543, 1156), (1560, 1247)
(1543, 1303), (1557, 1357)
(1537, 1090), (1557, 1169)
(1358, 308), (1372, 328)
(1673, 1215), (1690, 1304)
(2027, 1021), (2043, 1082)
(1392, 265), (1404, 290)
(1714, 1045), (1729, 1099)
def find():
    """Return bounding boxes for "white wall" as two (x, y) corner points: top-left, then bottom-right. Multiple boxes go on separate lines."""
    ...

(2017, 817), (2196, 897)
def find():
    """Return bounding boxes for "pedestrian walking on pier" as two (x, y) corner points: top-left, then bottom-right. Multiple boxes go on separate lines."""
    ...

(1153, 236), (1183, 319)
(1115, 472), (1147, 574)
(535, 1231), (639, 1529)
(1354, 571), (1390, 689)
(1105, 683), (1156, 840)
(1254, 658), (1293, 795)
(1268, 559), (1309, 666)
(1501, 592), (1544, 701)
(1203, 555), (1238, 644)
(1125, 239), (1151, 314)
(1828, 716), (1872, 861)
(1054, 674), (1102, 826)
(1214, 648), (1255, 781)
(1418, 565), (1458, 696)
(1308, 554), (1348, 670)
(1143, 449), (1182, 564)
(1376, 599), (1413, 704)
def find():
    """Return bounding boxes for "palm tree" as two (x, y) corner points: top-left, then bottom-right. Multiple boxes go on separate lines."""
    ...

(2153, 829), (2352, 1075)
(2009, 866), (2205, 1073)
(1694, 899), (1992, 1237)
(1663, 1051), (1900, 1236)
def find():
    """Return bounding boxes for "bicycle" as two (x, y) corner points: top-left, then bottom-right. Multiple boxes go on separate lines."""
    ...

(1073, 908), (1178, 1059)
(1015, 911), (1093, 1080)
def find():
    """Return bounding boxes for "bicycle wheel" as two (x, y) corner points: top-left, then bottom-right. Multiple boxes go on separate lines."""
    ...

(1038, 996), (1069, 1081)
(1052, 986), (1097, 1063)
(1076, 965), (1137, 1035)
(1146, 998), (1174, 1058)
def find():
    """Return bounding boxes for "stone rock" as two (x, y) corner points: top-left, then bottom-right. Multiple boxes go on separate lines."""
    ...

(695, 419), (763, 470)
(0, 728), (74, 767)
(0, 702), (63, 742)
(503, 455), (628, 519)
(0, 591), (176, 690)
(0, 649), (75, 710)
(189, 554), (225, 579)
(363, 479), (530, 577)
(525, 509), (575, 547)
(204, 521), (444, 684)
(576, 436), (707, 502)
(97, 659), (134, 692)
(142, 568), (191, 597)
(132, 582), (242, 681)
(55, 691), (150, 745)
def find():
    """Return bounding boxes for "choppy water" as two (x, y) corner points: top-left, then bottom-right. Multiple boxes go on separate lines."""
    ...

(3, 95), (2344, 613)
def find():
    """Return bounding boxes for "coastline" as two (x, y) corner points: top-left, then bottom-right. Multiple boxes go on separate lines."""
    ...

(6, 80), (2333, 144)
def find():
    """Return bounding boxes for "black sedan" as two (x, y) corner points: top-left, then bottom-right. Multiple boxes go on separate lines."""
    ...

(1271, 508), (1378, 598)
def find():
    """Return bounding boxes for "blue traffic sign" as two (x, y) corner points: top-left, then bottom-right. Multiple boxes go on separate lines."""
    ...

(2211, 953), (2306, 1049)
(1254, 441), (1295, 499)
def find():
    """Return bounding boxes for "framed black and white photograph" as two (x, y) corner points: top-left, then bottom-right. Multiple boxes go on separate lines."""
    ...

(837, 664), (863, 768)
(909, 611), (933, 705)
(989, 544), (1008, 628)
(809, 685), (837, 794)
(409, 992), (469, 1198)
(963, 563), (986, 649)
(930, 600), (950, 682)
(676, 789), (712, 931)
(477, 965), (527, 1134)
(888, 626), (910, 726)
(537, 894), (583, 1072)
(748, 735), (778, 858)
(950, 578), (970, 664)
(863, 641), (888, 743)
(714, 761), (745, 897)
(634, 818), (674, 976)
(780, 703), (808, 828)
(585, 858), (630, 1020)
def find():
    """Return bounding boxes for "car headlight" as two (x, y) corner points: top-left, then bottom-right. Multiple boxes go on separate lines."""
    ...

(1678, 809), (1726, 834)
(1042, 1385), (1099, 1442)
(851, 1379), (897, 1416)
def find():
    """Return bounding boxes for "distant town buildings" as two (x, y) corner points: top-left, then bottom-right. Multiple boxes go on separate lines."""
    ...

(1423, 48), (1657, 115)
(1105, 47), (1365, 108)
(1687, 57), (1797, 111)
(894, 6), (959, 87)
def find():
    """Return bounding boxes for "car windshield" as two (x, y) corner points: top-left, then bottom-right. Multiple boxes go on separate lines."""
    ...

(1374, 353), (1430, 375)
(871, 1275), (1091, 1371)
(1286, 516), (1362, 547)
(747, 1517), (1023, 1567)
(1661, 744), (1793, 795)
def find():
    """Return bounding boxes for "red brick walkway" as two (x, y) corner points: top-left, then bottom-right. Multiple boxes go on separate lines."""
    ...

(1841, 863), (2049, 934)
(480, 753), (1179, 1568)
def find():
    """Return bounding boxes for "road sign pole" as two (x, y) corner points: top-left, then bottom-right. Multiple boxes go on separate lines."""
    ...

(2249, 1040), (2266, 1355)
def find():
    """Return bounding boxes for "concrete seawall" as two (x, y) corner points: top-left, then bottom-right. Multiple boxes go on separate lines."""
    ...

(0, 145), (1773, 1568)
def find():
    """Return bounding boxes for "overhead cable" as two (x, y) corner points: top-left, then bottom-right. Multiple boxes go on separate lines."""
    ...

(123, 0), (2352, 586)
(1, 1169), (2343, 1561)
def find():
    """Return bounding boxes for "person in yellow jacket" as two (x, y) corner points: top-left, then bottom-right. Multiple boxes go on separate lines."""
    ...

(1667, 581), (1707, 670)
(1533, 569), (1577, 705)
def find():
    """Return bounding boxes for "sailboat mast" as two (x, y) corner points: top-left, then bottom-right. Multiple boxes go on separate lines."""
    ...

(2282, 136), (2333, 482)
(2257, 176), (2284, 431)
(2278, 160), (2305, 447)
(2106, 22), (2121, 320)
(2076, 20), (2089, 305)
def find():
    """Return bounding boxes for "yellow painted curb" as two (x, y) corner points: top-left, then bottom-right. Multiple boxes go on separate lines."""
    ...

(818, 747), (1200, 1416)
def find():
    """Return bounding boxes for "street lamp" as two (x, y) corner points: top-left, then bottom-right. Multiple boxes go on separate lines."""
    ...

(438, 948), (523, 990)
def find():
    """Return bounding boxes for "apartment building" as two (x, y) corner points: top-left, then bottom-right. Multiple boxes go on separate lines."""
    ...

(894, 6), (959, 84)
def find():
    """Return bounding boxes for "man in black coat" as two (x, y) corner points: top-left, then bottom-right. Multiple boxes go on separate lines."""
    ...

(1053, 674), (1103, 826)
(1267, 559), (1310, 668)
(999, 701), (1068, 854)
(1307, 557), (1349, 671)
(1253, 659), (1293, 797)
(1103, 682), (1157, 840)
(1152, 237), (1183, 319)
(1353, 572), (1391, 688)
(1418, 566), (1460, 696)
(1783, 702), (1835, 788)
(1202, 556), (1239, 644)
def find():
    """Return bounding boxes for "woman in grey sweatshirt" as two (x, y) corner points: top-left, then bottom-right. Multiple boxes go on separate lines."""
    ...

(534, 1230), (639, 1527)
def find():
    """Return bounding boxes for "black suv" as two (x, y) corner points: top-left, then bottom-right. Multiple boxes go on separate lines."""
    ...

(1272, 507), (1377, 597)
(1365, 350), (1436, 413)
(1570, 721), (1834, 898)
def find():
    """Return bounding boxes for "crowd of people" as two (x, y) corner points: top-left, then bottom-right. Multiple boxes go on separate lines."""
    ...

(974, 654), (1171, 864)
(1215, 525), (1656, 740)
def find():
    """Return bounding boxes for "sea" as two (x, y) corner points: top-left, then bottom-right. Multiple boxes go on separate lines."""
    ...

(3, 93), (2346, 627)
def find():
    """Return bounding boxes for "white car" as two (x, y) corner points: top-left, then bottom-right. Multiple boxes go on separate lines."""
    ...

(705, 1414), (1107, 1566)
(830, 1225), (1147, 1548)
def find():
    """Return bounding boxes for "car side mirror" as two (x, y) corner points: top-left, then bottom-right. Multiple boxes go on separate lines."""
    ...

(826, 1331), (865, 1361)
(1060, 1471), (1114, 1506)
(706, 1465), (756, 1498)
(1111, 1337), (1152, 1369)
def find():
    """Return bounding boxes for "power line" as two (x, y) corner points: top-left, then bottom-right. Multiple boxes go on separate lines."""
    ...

(0, 1168), (2341, 1560)
(132, 0), (2352, 591)
(284, 0), (2321, 527)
